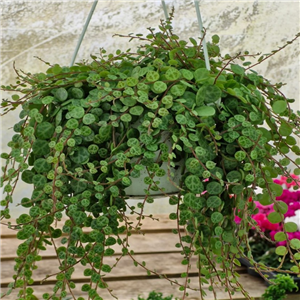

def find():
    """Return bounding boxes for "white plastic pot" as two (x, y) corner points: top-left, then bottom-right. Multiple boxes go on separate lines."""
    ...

(125, 130), (184, 197)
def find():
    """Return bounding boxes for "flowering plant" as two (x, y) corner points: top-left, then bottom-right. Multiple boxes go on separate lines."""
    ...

(236, 176), (300, 271)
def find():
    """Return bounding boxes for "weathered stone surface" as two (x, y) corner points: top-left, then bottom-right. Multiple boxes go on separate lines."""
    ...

(1, 1), (299, 93)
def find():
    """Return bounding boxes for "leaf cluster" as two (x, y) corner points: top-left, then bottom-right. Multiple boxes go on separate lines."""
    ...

(261, 274), (298, 300)
(135, 291), (175, 300)
(1, 14), (300, 300)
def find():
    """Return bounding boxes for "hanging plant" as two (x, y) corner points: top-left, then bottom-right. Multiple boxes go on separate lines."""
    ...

(1, 12), (300, 300)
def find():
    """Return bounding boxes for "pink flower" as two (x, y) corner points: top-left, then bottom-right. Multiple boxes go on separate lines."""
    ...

(254, 202), (274, 214)
(234, 177), (300, 247)
(285, 208), (297, 217)
(235, 215), (242, 224)
(289, 202), (300, 212)
(277, 240), (287, 246)
(252, 213), (280, 231)
(269, 230), (277, 241)
(263, 220), (280, 231)
(274, 175), (300, 188)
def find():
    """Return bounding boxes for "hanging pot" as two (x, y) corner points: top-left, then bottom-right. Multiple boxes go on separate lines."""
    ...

(125, 131), (184, 197)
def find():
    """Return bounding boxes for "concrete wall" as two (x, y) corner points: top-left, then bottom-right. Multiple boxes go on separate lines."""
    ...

(1, 0), (299, 216)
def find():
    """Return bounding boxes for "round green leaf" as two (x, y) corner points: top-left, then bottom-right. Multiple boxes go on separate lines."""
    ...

(175, 114), (187, 124)
(70, 107), (85, 119)
(66, 118), (79, 129)
(273, 201), (288, 214)
(234, 151), (246, 161)
(170, 84), (187, 97)
(286, 136), (297, 146)
(206, 161), (216, 170)
(165, 67), (181, 81)
(195, 106), (216, 117)
(127, 138), (139, 147)
(69, 87), (84, 98)
(185, 175), (204, 193)
(72, 211), (87, 225)
(98, 125), (112, 142)
(32, 139), (50, 156)
(54, 87), (68, 101)
(122, 177), (132, 187)
(290, 239), (300, 250)
(279, 122), (292, 136)
(71, 179), (88, 194)
(120, 113), (132, 122)
(234, 114), (246, 122)
(257, 193), (272, 205)
(126, 77), (139, 87)
(232, 184), (244, 195)
(215, 226), (223, 236)
(185, 158), (204, 175)
(120, 97), (137, 107)
(140, 134), (153, 145)
(70, 147), (90, 164)
(274, 232), (287, 242)
(101, 264), (112, 273)
(189, 196), (206, 210)
(180, 69), (193, 80)
(88, 144), (99, 154)
(272, 100), (286, 114)
(196, 85), (221, 105)
(222, 230), (234, 242)
(207, 196), (222, 208)
(230, 64), (245, 75)
(42, 96), (54, 105)
(194, 68), (210, 83)
(294, 168), (300, 176)
(110, 186), (119, 197)
(81, 126), (92, 136)
(211, 212), (224, 224)
(206, 181), (223, 195)
(12, 94), (20, 101)
(183, 193), (197, 206)
(238, 136), (254, 148)
(17, 225), (35, 240)
(267, 211), (283, 224)
(275, 245), (288, 256)
(34, 158), (51, 173)
(146, 71), (160, 82)
(32, 174), (47, 189)
(35, 122), (55, 140)
(226, 170), (242, 183)
(158, 108), (169, 116)
(152, 81), (167, 94)
(21, 170), (35, 184)
(129, 106), (144, 116)
(284, 222), (298, 233)
(162, 95), (173, 106)
(269, 182), (283, 197)
(83, 113), (96, 125)
(130, 146), (142, 156)
(21, 197), (32, 208)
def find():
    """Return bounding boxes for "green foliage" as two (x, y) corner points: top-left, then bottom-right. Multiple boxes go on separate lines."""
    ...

(135, 291), (175, 300)
(1, 12), (300, 300)
(261, 274), (298, 300)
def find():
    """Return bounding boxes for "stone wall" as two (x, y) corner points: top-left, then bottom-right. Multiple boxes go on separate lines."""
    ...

(1, 0), (299, 216)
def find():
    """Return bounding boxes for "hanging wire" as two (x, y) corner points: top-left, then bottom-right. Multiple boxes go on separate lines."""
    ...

(70, 0), (209, 71)
(161, 0), (210, 71)
(70, 0), (98, 66)
(194, 0), (210, 70)
(161, 0), (169, 20)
